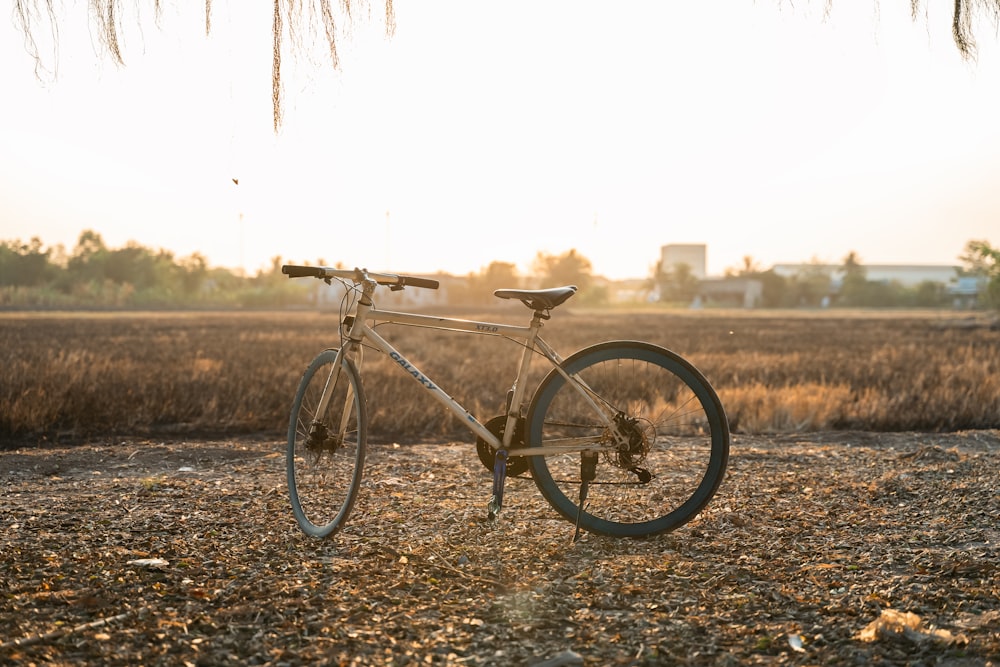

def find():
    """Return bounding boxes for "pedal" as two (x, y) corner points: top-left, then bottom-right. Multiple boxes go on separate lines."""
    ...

(487, 449), (508, 528)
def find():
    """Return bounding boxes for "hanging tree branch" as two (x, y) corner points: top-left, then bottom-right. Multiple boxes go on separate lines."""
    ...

(89, 0), (125, 65)
(7, 1), (993, 130)
(273, 0), (283, 131)
(946, 0), (1000, 58)
(13, 0), (58, 78)
(13, 0), (392, 130)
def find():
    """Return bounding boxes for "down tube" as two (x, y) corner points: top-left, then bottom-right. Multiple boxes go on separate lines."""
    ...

(360, 325), (499, 447)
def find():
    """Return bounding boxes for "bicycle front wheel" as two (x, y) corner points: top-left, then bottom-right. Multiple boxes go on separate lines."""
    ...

(287, 348), (367, 538)
(527, 341), (729, 537)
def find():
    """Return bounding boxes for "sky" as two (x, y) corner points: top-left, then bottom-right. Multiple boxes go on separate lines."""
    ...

(1, 1), (999, 280)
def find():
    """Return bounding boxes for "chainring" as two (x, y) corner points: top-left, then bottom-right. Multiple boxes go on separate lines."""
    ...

(476, 414), (529, 476)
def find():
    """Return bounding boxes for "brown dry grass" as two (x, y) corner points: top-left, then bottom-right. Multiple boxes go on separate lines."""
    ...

(2, 308), (998, 445)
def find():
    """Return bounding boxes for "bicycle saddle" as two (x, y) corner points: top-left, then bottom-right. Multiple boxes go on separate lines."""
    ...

(493, 285), (577, 311)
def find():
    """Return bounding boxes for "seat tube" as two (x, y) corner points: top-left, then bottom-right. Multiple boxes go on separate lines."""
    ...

(501, 314), (543, 447)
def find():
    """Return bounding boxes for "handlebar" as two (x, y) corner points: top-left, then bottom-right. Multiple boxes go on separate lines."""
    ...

(281, 265), (326, 279)
(281, 264), (440, 290)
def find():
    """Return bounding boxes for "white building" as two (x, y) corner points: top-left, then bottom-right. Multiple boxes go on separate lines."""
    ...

(771, 263), (961, 288)
(660, 244), (707, 279)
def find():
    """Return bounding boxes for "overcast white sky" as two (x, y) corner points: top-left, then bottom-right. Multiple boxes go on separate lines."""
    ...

(1, 1), (998, 279)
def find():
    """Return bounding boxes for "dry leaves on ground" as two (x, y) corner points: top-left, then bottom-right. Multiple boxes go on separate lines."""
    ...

(1, 430), (998, 665)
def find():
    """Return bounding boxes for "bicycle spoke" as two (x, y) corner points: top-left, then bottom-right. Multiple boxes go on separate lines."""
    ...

(287, 350), (367, 538)
(528, 342), (729, 537)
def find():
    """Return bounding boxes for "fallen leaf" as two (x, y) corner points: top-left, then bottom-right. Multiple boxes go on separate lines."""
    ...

(127, 558), (169, 570)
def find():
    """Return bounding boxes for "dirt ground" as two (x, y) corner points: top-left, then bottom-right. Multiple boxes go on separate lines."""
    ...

(1, 430), (998, 666)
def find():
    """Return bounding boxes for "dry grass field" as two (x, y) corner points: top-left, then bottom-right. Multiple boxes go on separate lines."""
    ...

(1, 308), (998, 444)
(2, 308), (999, 665)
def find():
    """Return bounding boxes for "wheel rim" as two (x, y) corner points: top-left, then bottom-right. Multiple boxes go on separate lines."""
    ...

(287, 352), (365, 537)
(528, 343), (728, 536)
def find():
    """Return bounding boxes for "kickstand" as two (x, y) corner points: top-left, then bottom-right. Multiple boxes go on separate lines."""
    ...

(573, 451), (599, 543)
(572, 480), (590, 543)
(487, 449), (508, 528)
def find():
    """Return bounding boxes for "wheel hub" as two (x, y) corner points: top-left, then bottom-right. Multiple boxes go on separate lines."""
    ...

(306, 420), (341, 454)
(608, 412), (652, 470)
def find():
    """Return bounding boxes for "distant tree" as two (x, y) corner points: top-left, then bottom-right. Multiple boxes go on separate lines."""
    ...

(532, 249), (592, 292)
(757, 269), (790, 308)
(791, 259), (833, 307)
(653, 260), (700, 305)
(241, 255), (315, 306)
(0, 230), (324, 307)
(104, 243), (175, 290)
(478, 261), (519, 290)
(454, 261), (520, 305)
(66, 230), (110, 284)
(724, 255), (764, 278)
(959, 239), (1000, 308)
(839, 251), (869, 306)
(912, 280), (949, 307)
(73, 230), (106, 258)
(960, 239), (1000, 275)
(0, 237), (54, 287)
(258, 256), (288, 285)
(175, 252), (209, 296)
(721, 256), (789, 308)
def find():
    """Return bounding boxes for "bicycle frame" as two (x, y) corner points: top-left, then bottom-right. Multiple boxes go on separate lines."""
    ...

(284, 264), (732, 539)
(313, 275), (618, 458)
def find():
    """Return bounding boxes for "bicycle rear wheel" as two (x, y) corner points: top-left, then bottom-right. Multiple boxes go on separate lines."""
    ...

(287, 348), (367, 538)
(526, 341), (729, 537)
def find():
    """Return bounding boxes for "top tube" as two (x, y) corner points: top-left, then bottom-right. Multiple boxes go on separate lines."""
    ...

(365, 307), (537, 340)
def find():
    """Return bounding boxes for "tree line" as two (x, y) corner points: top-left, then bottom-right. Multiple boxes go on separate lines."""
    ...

(2, 231), (998, 309)
(649, 240), (1000, 310)
(0, 230), (604, 309)
(0, 231), (295, 308)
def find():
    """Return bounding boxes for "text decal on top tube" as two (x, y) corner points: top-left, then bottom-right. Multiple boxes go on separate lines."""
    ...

(390, 351), (437, 390)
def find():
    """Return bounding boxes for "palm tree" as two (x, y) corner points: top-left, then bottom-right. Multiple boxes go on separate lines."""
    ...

(10, 1), (998, 130)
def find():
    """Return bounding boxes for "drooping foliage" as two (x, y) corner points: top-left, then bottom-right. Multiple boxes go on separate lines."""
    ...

(8, 1), (996, 129)
(12, 0), (394, 130)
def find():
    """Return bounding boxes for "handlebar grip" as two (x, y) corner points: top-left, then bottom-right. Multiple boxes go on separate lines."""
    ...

(282, 265), (325, 279)
(399, 276), (439, 290)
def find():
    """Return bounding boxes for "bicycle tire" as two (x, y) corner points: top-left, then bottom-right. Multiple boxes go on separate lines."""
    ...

(287, 348), (367, 538)
(526, 341), (729, 537)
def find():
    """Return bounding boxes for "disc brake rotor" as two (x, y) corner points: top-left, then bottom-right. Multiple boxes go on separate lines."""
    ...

(607, 413), (653, 470)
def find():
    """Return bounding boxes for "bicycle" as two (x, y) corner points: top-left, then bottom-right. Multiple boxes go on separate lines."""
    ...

(281, 264), (730, 541)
